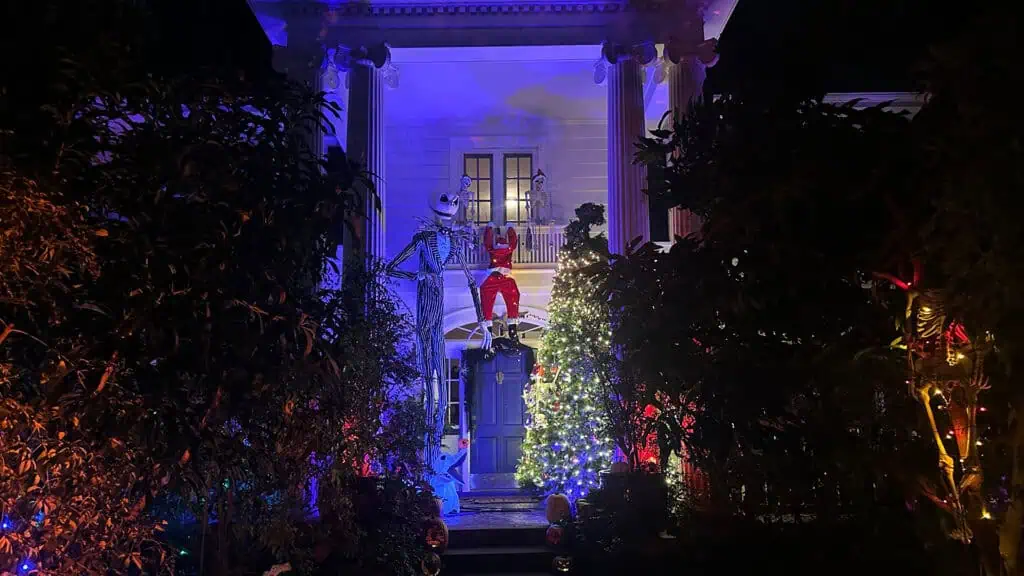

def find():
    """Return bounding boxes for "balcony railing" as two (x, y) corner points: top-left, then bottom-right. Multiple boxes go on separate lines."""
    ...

(450, 224), (566, 269)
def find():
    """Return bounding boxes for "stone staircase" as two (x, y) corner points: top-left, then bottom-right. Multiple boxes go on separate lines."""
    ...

(443, 491), (551, 575)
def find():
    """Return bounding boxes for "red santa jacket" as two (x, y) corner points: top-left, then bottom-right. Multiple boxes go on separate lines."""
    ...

(484, 225), (517, 276)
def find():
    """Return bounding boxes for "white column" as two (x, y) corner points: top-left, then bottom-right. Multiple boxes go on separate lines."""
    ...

(603, 43), (651, 255)
(666, 38), (718, 241)
(345, 45), (389, 260)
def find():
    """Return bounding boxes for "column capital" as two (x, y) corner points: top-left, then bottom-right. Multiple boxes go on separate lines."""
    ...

(601, 41), (658, 66)
(594, 41), (657, 85)
(334, 42), (392, 70)
(331, 42), (399, 89)
(664, 37), (719, 68)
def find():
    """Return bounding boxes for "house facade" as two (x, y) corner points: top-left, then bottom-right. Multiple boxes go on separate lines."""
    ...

(248, 0), (921, 490)
(248, 0), (736, 490)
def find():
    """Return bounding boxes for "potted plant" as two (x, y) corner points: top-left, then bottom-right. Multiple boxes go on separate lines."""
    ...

(593, 360), (670, 537)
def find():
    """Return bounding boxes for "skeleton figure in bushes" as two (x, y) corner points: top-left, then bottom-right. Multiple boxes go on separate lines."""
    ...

(386, 191), (490, 505)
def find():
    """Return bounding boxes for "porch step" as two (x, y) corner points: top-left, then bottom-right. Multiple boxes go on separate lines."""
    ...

(460, 491), (544, 513)
(449, 525), (546, 549)
(443, 540), (550, 575)
(444, 510), (551, 575)
(443, 548), (550, 575)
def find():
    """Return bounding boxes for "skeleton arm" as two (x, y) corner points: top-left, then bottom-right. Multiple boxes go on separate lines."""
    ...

(456, 244), (492, 350)
(385, 233), (420, 281)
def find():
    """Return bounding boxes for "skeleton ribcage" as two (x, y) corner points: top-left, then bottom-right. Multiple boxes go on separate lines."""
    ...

(916, 290), (947, 340)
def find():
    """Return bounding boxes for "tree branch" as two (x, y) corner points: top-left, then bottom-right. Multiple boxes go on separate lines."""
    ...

(0, 321), (14, 347)
(93, 351), (119, 395)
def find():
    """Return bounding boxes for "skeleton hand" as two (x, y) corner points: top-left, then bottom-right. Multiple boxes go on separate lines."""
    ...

(479, 321), (492, 350)
(417, 271), (441, 287)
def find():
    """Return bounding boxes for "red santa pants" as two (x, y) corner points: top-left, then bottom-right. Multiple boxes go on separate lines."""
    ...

(480, 272), (520, 322)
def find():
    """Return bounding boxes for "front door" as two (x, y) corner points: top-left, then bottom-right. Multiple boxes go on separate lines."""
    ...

(472, 351), (529, 485)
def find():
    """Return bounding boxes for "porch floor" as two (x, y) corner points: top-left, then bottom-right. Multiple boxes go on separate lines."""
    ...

(447, 509), (547, 531)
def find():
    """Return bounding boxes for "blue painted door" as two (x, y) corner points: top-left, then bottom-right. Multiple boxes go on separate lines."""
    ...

(472, 351), (528, 474)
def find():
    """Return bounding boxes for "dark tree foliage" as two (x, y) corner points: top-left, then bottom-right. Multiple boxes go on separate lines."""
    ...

(908, 10), (1024, 574)
(589, 6), (1024, 574)
(1, 1), (431, 574)
(606, 97), (926, 518)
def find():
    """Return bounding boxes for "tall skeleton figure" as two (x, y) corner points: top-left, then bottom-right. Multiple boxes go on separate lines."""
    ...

(386, 191), (492, 464)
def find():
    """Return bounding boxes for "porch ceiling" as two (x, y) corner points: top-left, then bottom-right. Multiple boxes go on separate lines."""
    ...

(386, 45), (668, 123)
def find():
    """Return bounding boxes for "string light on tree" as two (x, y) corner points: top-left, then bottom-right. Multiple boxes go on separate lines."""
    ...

(516, 226), (614, 501)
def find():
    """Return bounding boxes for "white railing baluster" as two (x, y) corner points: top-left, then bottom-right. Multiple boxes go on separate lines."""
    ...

(447, 225), (566, 270)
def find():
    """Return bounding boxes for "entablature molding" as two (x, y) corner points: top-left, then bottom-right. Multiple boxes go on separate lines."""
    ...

(256, 1), (689, 20)
(253, 0), (708, 48)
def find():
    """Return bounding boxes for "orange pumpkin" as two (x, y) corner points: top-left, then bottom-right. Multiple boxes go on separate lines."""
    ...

(545, 494), (571, 523)
(424, 518), (449, 553)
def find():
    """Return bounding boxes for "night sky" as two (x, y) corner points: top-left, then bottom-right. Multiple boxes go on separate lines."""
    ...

(708, 0), (969, 98)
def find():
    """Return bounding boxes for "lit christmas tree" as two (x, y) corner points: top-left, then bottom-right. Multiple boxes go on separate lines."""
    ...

(516, 204), (614, 500)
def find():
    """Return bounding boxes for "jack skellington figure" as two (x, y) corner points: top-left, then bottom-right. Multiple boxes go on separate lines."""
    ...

(386, 191), (492, 463)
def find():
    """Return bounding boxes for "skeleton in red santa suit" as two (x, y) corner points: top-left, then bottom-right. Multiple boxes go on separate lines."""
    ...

(481, 223), (521, 342)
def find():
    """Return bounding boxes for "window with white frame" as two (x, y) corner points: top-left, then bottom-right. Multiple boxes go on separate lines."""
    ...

(463, 154), (492, 225)
(503, 153), (533, 224)
(445, 357), (461, 433)
(461, 152), (535, 226)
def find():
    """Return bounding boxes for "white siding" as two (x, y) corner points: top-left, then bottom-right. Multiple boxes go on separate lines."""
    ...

(384, 120), (611, 263)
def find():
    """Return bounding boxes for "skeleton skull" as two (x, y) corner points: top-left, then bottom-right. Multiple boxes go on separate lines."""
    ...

(430, 191), (460, 222)
(532, 170), (546, 193)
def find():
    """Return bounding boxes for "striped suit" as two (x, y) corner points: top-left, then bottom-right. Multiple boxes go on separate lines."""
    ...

(387, 224), (484, 460)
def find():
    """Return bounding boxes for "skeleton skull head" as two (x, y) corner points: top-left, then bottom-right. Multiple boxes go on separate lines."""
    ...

(430, 191), (460, 222)
(532, 170), (546, 193)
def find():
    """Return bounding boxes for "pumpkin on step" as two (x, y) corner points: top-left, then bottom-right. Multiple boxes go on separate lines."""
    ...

(424, 517), (449, 553)
(421, 552), (442, 576)
(553, 555), (573, 573)
(546, 524), (565, 546)
(545, 494), (571, 523)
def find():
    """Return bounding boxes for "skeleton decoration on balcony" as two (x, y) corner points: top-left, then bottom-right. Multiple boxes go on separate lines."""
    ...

(458, 174), (474, 224)
(520, 169), (544, 251)
(481, 224), (521, 344)
(529, 170), (547, 224)
(386, 191), (491, 486)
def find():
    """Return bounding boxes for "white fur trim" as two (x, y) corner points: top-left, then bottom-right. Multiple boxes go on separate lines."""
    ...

(508, 317), (518, 325)
(488, 267), (512, 276)
(483, 320), (493, 327)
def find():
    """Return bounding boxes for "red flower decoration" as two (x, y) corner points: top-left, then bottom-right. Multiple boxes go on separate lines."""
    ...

(458, 437), (470, 449)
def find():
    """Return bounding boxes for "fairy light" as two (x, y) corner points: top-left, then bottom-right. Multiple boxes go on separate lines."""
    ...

(516, 245), (614, 499)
